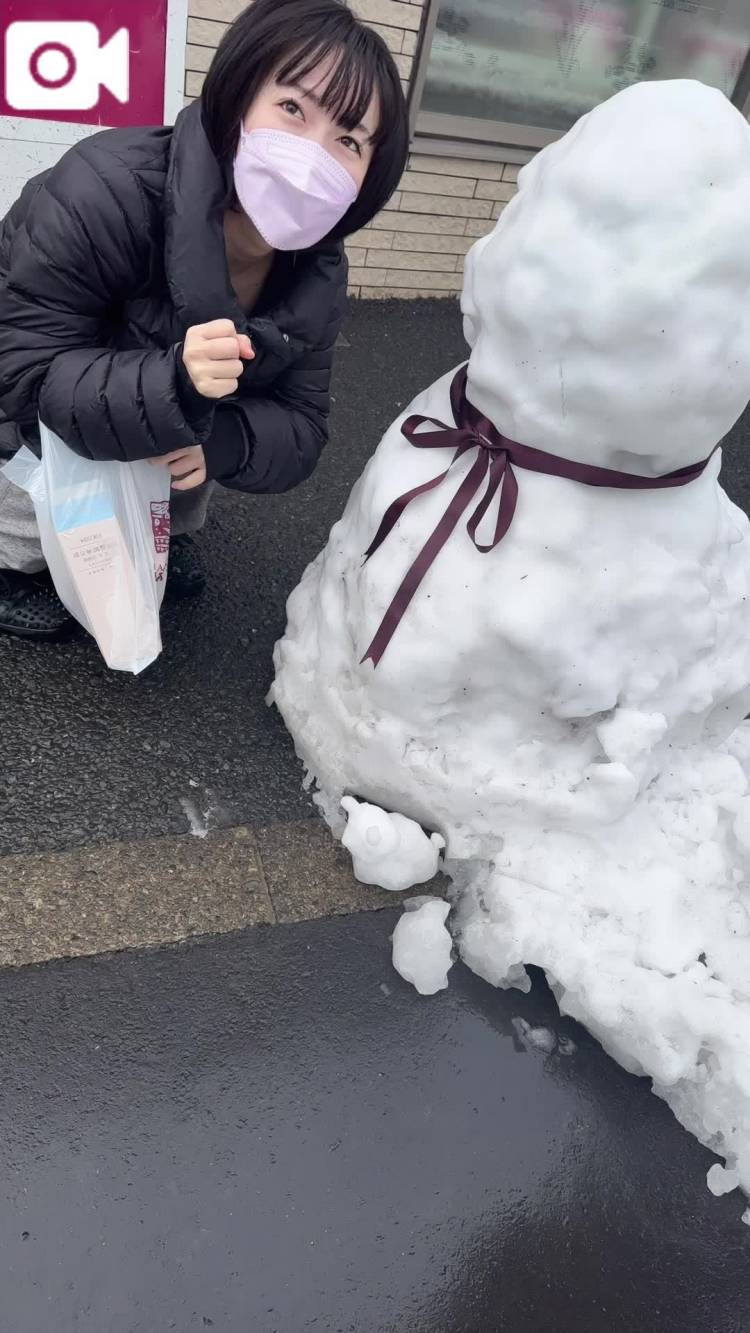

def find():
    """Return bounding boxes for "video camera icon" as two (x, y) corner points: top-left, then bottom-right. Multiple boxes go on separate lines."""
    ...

(5, 21), (129, 111)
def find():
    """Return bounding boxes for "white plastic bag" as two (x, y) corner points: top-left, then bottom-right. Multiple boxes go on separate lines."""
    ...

(2, 422), (171, 673)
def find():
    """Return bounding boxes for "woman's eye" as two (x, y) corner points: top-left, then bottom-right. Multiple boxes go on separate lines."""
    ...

(340, 136), (362, 157)
(281, 99), (303, 117)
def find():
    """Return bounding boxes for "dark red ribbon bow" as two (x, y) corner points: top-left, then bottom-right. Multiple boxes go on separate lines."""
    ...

(361, 363), (713, 667)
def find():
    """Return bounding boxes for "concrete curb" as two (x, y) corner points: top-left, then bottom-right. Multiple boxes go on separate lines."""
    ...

(0, 818), (406, 968)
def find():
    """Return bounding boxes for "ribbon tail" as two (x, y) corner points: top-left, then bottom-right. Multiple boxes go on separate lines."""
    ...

(496, 462), (519, 542)
(470, 458), (519, 554)
(466, 452), (506, 551)
(361, 452), (488, 667)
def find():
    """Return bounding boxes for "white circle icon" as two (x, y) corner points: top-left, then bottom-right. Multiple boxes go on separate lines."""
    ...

(29, 42), (77, 91)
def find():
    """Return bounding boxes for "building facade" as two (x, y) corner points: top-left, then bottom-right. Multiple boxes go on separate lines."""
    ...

(185, 0), (750, 299)
(2, 2), (750, 301)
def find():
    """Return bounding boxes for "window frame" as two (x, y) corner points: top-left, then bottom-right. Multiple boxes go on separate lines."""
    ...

(410, 0), (750, 162)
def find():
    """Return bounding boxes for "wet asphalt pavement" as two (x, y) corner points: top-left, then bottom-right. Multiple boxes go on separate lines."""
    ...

(1, 910), (749, 1333)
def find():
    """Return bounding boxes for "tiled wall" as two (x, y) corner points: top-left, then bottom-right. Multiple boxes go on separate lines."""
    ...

(346, 155), (518, 298)
(184, 0), (520, 299)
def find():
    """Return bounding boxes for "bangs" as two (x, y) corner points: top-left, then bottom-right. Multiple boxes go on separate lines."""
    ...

(277, 36), (382, 141)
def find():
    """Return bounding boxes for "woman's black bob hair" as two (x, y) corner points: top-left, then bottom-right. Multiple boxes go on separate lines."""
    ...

(201, 0), (409, 242)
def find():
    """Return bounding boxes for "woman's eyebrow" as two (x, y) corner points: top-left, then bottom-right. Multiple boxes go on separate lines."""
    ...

(287, 81), (375, 140)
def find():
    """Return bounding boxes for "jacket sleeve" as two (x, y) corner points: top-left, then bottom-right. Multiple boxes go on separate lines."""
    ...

(0, 144), (213, 462)
(203, 297), (344, 495)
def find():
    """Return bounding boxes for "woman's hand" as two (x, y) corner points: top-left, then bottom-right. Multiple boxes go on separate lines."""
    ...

(182, 319), (254, 399)
(150, 445), (207, 491)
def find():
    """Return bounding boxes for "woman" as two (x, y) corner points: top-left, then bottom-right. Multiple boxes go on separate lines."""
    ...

(0, 0), (408, 639)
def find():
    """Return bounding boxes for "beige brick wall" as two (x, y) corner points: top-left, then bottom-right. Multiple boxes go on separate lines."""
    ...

(183, 0), (520, 299)
(346, 156), (518, 298)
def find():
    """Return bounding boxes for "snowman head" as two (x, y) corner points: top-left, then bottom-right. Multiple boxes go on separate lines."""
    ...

(463, 80), (750, 474)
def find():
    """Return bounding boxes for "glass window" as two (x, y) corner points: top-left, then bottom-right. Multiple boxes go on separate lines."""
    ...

(420, 0), (750, 137)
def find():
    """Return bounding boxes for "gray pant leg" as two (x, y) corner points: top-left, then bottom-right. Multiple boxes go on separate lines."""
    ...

(0, 474), (215, 572)
(0, 473), (46, 573)
(169, 481), (216, 537)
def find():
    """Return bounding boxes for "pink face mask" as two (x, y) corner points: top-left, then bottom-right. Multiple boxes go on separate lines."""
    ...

(233, 128), (359, 251)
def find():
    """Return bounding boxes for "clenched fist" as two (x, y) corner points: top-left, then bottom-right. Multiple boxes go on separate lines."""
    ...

(182, 319), (254, 399)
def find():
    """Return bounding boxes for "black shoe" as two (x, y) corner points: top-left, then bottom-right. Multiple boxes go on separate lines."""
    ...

(166, 533), (206, 599)
(0, 569), (73, 641)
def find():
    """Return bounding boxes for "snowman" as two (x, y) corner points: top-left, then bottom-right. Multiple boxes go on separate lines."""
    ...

(272, 81), (750, 1204)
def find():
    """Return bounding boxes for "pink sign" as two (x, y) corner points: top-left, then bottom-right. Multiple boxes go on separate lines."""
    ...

(0, 0), (170, 127)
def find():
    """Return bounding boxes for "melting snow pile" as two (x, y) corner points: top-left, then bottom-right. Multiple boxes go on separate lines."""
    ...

(271, 81), (750, 1206)
(391, 897), (453, 996)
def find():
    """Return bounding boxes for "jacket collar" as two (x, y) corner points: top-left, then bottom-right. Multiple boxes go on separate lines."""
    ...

(164, 101), (243, 330)
(164, 102), (346, 362)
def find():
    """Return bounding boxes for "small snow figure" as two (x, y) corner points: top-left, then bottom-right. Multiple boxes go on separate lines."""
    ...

(272, 80), (750, 1204)
(392, 899), (453, 995)
(341, 797), (444, 892)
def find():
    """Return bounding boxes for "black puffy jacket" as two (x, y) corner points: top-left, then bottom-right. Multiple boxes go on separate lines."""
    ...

(0, 101), (348, 492)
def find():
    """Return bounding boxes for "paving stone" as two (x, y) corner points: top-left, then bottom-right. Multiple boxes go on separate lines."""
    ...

(0, 827), (273, 967)
(255, 817), (397, 922)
